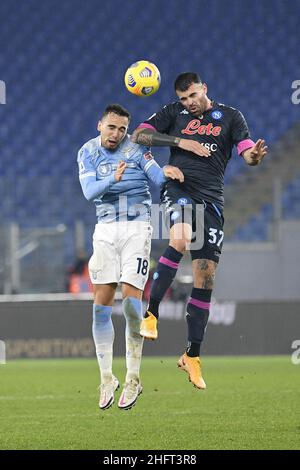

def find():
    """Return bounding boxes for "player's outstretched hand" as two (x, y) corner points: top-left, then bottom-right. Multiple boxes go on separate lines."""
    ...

(249, 139), (268, 163)
(115, 161), (126, 181)
(163, 165), (184, 182)
(178, 139), (211, 157)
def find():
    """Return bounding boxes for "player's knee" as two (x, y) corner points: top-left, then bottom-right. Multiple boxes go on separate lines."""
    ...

(94, 292), (113, 306)
(170, 222), (192, 253)
(170, 239), (188, 254)
(121, 283), (143, 300)
(93, 283), (117, 305)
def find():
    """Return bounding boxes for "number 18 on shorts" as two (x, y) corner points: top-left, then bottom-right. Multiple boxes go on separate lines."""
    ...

(88, 221), (153, 290)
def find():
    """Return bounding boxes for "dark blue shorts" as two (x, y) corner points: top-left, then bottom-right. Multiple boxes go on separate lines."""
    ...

(160, 182), (224, 263)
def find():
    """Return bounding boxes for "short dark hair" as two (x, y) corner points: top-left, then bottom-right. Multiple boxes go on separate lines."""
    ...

(174, 72), (202, 92)
(102, 103), (131, 121)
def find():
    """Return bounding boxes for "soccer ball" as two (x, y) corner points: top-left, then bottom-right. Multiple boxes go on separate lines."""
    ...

(124, 60), (161, 97)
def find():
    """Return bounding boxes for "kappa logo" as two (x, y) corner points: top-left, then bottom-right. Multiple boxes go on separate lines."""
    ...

(123, 147), (132, 159)
(123, 146), (136, 159)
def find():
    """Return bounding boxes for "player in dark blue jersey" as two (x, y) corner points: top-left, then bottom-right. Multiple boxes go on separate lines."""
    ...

(78, 104), (183, 409)
(132, 73), (268, 390)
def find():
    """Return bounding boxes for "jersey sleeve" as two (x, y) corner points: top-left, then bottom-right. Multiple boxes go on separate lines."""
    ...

(139, 147), (166, 186)
(231, 109), (255, 155)
(77, 147), (97, 179)
(140, 104), (176, 133)
(77, 146), (115, 200)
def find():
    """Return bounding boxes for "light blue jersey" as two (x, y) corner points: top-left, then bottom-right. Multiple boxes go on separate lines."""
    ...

(78, 135), (166, 222)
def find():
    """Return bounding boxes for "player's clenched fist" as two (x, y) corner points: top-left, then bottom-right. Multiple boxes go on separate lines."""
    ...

(163, 165), (185, 182)
(114, 161), (126, 181)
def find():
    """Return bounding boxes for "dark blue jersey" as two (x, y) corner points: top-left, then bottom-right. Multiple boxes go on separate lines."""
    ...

(144, 101), (251, 207)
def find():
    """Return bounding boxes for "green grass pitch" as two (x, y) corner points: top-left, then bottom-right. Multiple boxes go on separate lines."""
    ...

(0, 356), (299, 450)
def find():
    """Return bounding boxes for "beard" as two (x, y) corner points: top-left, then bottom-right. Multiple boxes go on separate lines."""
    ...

(190, 97), (209, 116)
(188, 97), (211, 117)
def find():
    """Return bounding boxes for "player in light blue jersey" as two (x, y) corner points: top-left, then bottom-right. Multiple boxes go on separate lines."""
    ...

(78, 104), (183, 410)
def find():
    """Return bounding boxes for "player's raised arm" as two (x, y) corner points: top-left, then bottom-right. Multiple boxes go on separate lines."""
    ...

(79, 163), (126, 201)
(131, 127), (211, 157)
(163, 165), (184, 182)
(139, 148), (184, 186)
(232, 109), (268, 166)
(79, 168), (116, 201)
(78, 148), (123, 201)
(241, 139), (268, 166)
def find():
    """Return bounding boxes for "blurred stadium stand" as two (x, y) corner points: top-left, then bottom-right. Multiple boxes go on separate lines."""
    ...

(0, 0), (299, 292)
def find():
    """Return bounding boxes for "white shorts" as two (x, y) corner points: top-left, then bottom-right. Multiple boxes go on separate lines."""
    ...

(88, 221), (153, 291)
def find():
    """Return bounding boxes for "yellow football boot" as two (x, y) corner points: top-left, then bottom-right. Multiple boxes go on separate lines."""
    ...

(140, 311), (158, 340)
(177, 352), (206, 389)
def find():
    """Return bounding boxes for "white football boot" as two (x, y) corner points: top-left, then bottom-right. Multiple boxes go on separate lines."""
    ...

(118, 378), (143, 410)
(99, 375), (119, 410)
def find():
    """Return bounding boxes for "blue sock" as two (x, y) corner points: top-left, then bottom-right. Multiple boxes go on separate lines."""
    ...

(148, 246), (183, 318)
(92, 304), (114, 382)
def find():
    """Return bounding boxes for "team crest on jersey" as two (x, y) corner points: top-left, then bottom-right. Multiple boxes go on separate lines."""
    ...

(211, 110), (223, 120)
(177, 197), (189, 205)
(98, 163), (112, 176)
(144, 151), (153, 161)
